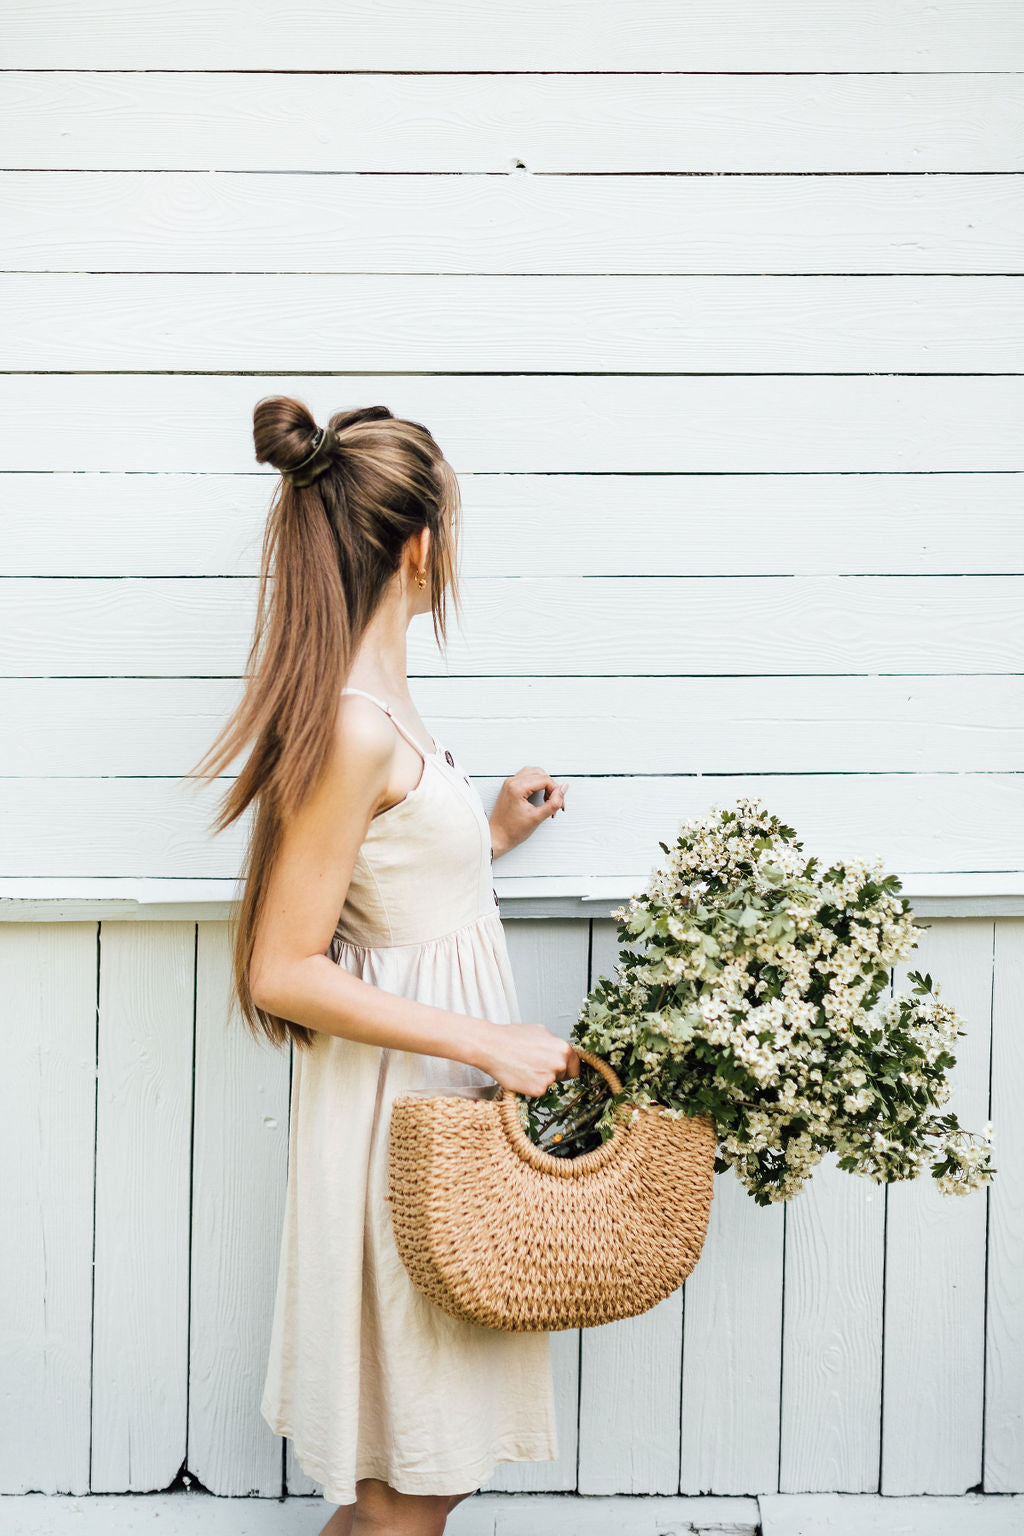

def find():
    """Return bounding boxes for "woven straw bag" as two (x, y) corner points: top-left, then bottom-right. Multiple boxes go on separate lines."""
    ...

(386, 1047), (717, 1331)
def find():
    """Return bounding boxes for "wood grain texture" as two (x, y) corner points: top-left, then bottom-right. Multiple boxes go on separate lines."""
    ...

(490, 918), (591, 1492)
(187, 924), (290, 1497)
(6, 274), (1023, 372)
(6, 880), (1022, 920)
(91, 922), (194, 1491)
(579, 1293), (684, 1493)
(4, 377), (1023, 473)
(779, 1156), (884, 1491)
(679, 1165), (785, 1493)
(3, 574), (1022, 678)
(0, 1490), (760, 1535)
(2, 1490), (1021, 1536)
(983, 918), (1024, 1492)
(3, 773), (1021, 880)
(0, 923), (96, 1494)
(4, 72), (1022, 173)
(2, 2), (1021, 70)
(881, 919), (993, 1493)
(4, 471), (1024, 580)
(4, 172), (1022, 274)
(2, 676), (1022, 778)
(577, 918), (683, 1494)
(760, 1491), (1024, 1536)
(1, 916), (1015, 1500)
(284, 1441), (321, 1498)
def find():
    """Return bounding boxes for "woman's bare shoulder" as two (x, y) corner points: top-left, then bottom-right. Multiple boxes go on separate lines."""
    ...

(321, 690), (397, 799)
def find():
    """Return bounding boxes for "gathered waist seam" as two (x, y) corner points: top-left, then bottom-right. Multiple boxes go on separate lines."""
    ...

(330, 906), (501, 954)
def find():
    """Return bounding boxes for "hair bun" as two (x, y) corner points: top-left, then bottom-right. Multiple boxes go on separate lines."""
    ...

(253, 394), (335, 488)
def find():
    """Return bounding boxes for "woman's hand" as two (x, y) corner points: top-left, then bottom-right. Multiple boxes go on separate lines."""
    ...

(477, 1021), (582, 1096)
(489, 766), (569, 859)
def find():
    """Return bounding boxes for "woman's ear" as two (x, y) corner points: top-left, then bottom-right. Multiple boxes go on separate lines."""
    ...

(403, 526), (432, 595)
(405, 525), (431, 574)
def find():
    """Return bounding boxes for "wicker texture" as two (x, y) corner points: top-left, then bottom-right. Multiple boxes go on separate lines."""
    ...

(386, 1048), (717, 1332)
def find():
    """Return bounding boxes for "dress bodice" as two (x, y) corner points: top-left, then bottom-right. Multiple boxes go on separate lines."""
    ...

(330, 687), (500, 950)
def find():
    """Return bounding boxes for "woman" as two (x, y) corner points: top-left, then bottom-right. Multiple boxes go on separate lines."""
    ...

(188, 396), (580, 1535)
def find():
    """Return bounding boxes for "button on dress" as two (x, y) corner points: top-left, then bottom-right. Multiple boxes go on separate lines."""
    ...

(260, 687), (559, 1505)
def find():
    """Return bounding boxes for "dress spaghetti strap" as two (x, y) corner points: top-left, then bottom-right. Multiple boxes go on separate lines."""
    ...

(340, 685), (436, 760)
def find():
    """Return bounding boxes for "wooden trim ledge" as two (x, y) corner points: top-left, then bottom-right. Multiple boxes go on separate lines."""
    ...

(1, 874), (1023, 921)
(1, 1491), (1019, 1535)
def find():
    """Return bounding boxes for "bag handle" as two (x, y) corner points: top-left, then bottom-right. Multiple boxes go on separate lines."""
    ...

(496, 1046), (634, 1179)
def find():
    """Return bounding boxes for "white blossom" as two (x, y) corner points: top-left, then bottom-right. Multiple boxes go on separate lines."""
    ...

(563, 794), (995, 1205)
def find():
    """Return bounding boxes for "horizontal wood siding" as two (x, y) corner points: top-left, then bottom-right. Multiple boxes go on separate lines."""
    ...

(3, 72), (1023, 173)
(2, 3), (1022, 71)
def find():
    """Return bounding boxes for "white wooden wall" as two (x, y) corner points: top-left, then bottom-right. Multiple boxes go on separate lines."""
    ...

(1, 4), (1023, 898)
(2, 914), (1022, 1499)
(1, 0), (1022, 1508)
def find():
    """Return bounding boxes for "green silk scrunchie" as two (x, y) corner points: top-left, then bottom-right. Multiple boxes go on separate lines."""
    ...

(281, 427), (334, 488)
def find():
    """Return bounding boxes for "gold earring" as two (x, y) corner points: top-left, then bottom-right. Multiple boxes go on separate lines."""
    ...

(414, 569), (427, 589)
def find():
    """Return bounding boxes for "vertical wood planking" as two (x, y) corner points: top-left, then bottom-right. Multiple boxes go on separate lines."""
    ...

(286, 1438), (321, 1498)
(488, 917), (590, 1493)
(985, 918), (1024, 1491)
(779, 1155), (884, 1491)
(0, 924), (96, 1495)
(188, 923), (290, 1496)
(881, 918), (993, 1493)
(679, 1169), (785, 1494)
(578, 917), (683, 1494)
(579, 1292), (683, 1495)
(91, 922), (195, 1491)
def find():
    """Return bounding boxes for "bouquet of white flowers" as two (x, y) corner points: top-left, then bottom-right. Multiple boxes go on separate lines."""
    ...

(523, 796), (996, 1207)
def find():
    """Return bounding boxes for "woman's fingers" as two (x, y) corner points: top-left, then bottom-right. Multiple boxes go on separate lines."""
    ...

(536, 781), (567, 821)
(513, 767), (569, 818)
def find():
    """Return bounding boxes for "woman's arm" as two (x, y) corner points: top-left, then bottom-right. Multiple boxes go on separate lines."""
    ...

(250, 696), (498, 1069)
(254, 952), (497, 1068)
(250, 699), (579, 1092)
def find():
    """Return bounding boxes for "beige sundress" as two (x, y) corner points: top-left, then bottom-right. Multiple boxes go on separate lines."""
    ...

(260, 686), (560, 1505)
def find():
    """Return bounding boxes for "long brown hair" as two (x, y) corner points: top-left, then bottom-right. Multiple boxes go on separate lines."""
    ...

(183, 396), (463, 1051)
